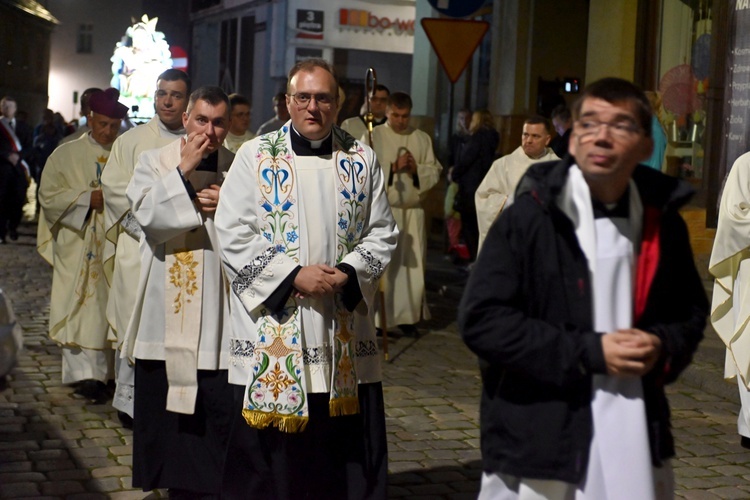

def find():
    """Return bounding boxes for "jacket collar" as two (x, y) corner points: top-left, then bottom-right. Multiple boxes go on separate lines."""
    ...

(517, 155), (694, 213)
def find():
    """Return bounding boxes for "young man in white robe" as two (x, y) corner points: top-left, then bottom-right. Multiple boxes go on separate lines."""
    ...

(340, 84), (389, 144)
(215, 58), (397, 499)
(459, 78), (707, 500)
(709, 151), (750, 450)
(367, 91), (442, 336)
(223, 93), (256, 153)
(100, 68), (190, 423)
(475, 116), (559, 251)
(123, 86), (235, 496)
(37, 88), (128, 403)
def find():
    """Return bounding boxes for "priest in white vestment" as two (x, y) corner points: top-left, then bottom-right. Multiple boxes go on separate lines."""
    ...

(216, 59), (397, 499)
(340, 84), (389, 144)
(475, 116), (558, 251)
(37, 88), (128, 403)
(459, 78), (706, 500)
(101, 69), (191, 420)
(709, 151), (750, 450)
(223, 93), (256, 153)
(123, 86), (235, 496)
(367, 91), (442, 335)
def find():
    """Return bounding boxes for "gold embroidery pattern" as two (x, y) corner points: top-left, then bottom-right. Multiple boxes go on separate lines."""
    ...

(169, 250), (199, 315)
(259, 361), (296, 401)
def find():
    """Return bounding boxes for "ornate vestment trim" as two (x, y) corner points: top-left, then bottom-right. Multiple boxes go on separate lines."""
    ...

(232, 246), (278, 299)
(241, 126), (374, 433)
(120, 211), (143, 239)
(353, 246), (385, 280)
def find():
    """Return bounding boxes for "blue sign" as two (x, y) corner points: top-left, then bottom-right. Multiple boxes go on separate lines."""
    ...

(427, 0), (486, 18)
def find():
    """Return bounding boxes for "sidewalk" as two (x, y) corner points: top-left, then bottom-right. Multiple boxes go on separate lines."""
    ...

(1, 221), (749, 499)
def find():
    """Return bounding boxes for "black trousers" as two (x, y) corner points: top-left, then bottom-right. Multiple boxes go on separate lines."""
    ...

(221, 382), (388, 500)
(0, 162), (26, 239)
(131, 360), (234, 495)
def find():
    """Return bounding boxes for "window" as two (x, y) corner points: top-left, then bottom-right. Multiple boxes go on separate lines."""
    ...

(77, 24), (93, 54)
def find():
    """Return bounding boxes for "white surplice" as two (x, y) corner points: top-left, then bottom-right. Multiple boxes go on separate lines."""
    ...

(222, 130), (256, 154)
(368, 123), (442, 327)
(37, 133), (113, 383)
(215, 124), (398, 391)
(100, 116), (184, 414)
(123, 140), (234, 413)
(475, 146), (559, 251)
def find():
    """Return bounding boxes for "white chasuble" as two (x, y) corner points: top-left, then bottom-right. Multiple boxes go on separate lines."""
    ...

(368, 123), (442, 327)
(37, 133), (110, 350)
(215, 124), (398, 432)
(475, 146), (559, 252)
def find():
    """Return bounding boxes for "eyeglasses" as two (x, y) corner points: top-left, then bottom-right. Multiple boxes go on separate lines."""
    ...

(289, 93), (336, 109)
(574, 119), (642, 141)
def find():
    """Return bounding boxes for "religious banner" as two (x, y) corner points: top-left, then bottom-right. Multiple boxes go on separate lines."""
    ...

(110, 15), (173, 122)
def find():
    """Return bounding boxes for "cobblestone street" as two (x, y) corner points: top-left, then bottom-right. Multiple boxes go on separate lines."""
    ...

(2, 220), (750, 499)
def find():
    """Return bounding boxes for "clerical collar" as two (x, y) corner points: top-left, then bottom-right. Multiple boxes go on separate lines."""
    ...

(592, 187), (630, 219)
(290, 126), (333, 156)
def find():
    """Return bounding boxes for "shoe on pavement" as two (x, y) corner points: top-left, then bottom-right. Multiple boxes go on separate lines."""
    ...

(117, 411), (134, 430)
(73, 379), (110, 404)
(399, 324), (419, 337)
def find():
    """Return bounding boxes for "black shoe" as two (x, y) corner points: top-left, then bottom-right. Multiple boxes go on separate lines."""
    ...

(117, 411), (134, 430)
(741, 436), (750, 449)
(398, 324), (419, 337)
(73, 379), (110, 404)
(8, 229), (18, 241)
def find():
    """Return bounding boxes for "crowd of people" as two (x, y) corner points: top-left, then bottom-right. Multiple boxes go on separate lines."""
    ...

(0, 61), (722, 499)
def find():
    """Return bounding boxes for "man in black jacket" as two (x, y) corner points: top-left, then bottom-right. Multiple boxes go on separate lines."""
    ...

(459, 78), (707, 499)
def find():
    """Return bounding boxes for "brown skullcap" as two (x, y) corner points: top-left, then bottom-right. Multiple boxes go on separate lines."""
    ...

(88, 88), (128, 119)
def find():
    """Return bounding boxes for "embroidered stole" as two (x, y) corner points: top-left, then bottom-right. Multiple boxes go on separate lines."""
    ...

(162, 168), (216, 414)
(242, 126), (369, 432)
(164, 234), (205, 414)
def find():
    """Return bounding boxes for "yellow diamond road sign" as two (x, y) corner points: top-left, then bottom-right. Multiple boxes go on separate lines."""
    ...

(420, 18), (490, 83)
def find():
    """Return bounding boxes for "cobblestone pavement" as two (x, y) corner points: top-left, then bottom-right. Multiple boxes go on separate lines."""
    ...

(2, 221), (750, 499)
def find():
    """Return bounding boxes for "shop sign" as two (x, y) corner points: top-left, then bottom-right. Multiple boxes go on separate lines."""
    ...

(338, 8), (414, 35)
(297, 10), (324, 39)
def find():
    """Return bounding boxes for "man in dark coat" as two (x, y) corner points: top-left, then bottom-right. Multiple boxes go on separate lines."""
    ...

(459, 78), (707, 499)
(0, 96), (33, 242)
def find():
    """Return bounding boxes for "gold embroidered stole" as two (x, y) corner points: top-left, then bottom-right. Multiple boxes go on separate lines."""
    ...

(242, 126), (370, 432)
(164, 232), (205, 414)
(162, 168), (217, 415)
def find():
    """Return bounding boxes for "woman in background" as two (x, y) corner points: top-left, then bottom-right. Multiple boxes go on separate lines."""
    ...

(450, 109), (499, 261)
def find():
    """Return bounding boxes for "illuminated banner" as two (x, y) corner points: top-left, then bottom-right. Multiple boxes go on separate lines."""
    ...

(110, 15), (173, 121)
